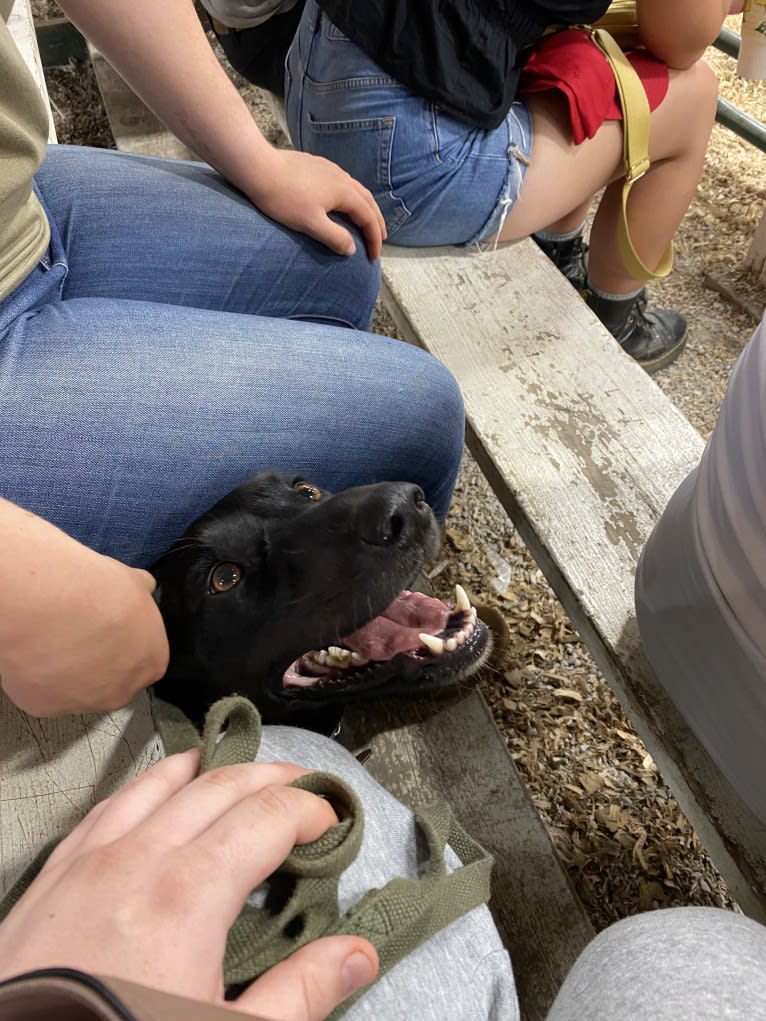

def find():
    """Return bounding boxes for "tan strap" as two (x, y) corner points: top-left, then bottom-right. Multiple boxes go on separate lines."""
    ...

(589, 27), (673, 281)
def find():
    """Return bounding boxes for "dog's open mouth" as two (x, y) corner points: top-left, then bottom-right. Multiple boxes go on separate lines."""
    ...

(282, 583), (489, 696)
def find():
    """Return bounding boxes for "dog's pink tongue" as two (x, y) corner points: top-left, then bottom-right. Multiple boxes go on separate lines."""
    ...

(343, 591), (449, 660)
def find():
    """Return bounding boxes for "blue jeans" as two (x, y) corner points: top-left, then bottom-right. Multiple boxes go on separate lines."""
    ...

(0, 145), (464, 565)
(285, 0), (533, 247)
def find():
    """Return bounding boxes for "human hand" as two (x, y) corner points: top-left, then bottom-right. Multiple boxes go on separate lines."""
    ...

(0, 750), (379, 1020)
(0, 497), (169, 716)
(246, 148), (387, 261)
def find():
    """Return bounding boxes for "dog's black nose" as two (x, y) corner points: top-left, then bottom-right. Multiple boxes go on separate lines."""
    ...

(359, 483), (429, 546)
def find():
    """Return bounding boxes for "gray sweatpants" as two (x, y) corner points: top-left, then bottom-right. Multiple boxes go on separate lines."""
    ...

(261, 728), (766, 1020)
(547, 906), (766, 1019)
(258, 726), (519, 1020)
(635, 311), (766, 824)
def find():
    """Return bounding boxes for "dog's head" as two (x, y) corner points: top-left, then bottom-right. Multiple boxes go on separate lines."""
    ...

(151, 473), (491, 728)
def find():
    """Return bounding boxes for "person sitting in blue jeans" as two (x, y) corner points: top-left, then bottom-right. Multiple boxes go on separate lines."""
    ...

(279, 0), (740, 375)
(0, 0), (464, 716)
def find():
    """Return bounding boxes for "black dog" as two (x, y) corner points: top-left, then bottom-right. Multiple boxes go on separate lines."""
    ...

(151, 473), (491, 732)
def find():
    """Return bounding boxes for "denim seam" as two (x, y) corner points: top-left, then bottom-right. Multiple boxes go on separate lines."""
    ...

(306, 113), (395, 133)
(304, 76), (403, 95)
(430, 106), (442, 165)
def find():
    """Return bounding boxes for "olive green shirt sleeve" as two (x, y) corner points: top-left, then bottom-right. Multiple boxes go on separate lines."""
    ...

(0, 2), (50, 300)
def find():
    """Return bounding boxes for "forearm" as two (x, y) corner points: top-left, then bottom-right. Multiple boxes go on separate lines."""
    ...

(638, 0), (733, 67)
(55, 0), (276, 199)
(0, 497), (168, 716)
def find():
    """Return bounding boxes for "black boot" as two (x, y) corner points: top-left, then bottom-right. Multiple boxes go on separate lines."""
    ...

(533, 232), (589, 291)
(583, 287), (688, 374)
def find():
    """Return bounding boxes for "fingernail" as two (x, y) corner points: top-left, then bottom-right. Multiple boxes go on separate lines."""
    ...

(345, 241), (356, 256)
(341, 951), (375, 995)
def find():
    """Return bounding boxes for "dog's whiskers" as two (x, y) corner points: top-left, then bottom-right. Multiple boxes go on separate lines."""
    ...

(163, 538), (208, 557)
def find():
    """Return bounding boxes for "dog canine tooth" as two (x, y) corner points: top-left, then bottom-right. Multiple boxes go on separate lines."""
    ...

(454, 583), (471, 613)
(419, 633), (445, 655)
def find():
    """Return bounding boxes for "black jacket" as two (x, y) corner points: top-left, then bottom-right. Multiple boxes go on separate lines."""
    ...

(317, 0), (611, 129)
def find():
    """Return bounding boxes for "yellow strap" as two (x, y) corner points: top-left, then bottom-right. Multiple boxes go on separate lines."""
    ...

(589, 27), (673, 280)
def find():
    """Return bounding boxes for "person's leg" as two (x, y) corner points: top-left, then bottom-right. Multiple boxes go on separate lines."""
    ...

(496, 61), (719, 372)
(635, 312), (766, 823)
(546, 907), (766, 1020)
(0, 296), (464, 565)
(204, 3), (303, 97)
(257, 725), (519, 1021)
(35, 144), (380, 329)
(497, 62), (719, 291)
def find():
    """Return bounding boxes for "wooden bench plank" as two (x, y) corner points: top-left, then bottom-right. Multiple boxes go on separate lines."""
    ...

(379, 244), (766, 920)
(342, 691), (594, 1021)
(745, 207), (766, 283)
(0, 690), (163, 896)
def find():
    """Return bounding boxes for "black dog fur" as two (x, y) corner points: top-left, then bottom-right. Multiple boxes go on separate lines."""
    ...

(151, 473), (491, 732)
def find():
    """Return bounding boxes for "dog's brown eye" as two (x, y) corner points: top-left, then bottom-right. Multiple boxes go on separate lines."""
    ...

(210, 563), (242, 593)
(294, 481), (321, 501)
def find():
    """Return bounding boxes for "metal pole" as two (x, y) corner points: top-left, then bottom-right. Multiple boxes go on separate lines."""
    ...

(716, 98), (766, 155)
(714, 26), (741, 59)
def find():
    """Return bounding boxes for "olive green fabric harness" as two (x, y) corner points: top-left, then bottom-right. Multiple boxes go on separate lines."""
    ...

(1, 696), (494, 1019)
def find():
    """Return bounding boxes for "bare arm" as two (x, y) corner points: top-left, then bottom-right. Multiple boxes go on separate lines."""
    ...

(638, 0), (736, 68)
(55, 0), (385, 258)
(0, 497), (168, 716)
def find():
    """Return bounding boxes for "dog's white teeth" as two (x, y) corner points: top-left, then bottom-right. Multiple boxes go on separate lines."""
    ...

(445, 637), (458, 653)
(350, 651), (368, 666)
(326, 645), (352, 667)
(454, 584), (471, 613)
(456, 630), (466, 645)
(316, 650), (328, 665)
(419, 633), (445, 656)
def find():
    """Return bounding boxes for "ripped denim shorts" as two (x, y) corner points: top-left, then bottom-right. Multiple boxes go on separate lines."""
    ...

(285, 0), (533, 247)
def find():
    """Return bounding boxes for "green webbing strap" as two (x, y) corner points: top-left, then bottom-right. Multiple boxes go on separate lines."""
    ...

(167, 696), (494, 1018)
(2, 696), (494, 1020)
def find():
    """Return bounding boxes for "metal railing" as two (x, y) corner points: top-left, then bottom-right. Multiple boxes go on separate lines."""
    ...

(714, 27), (766, 154)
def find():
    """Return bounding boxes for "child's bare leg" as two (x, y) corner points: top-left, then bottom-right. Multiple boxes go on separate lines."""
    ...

(493, 60), (718, 371)
(495, 60), (719, 294)
(588, 60), (719, 293)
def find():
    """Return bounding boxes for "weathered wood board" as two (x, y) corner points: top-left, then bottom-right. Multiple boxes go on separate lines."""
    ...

(379, 243), (766, 919)
(0, 689), (163, 896)
(745, 207), (766, 284)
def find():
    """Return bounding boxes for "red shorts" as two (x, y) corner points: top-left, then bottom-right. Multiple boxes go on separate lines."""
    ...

(518, 28), (669, 144)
